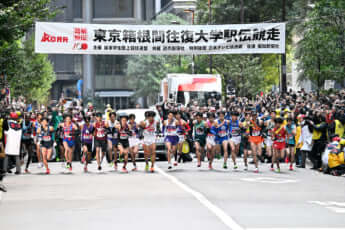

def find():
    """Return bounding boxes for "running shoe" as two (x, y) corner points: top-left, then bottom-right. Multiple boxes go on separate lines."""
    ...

(215, 154), (221, 160)
(132, 167), (137, 172)
(276, 168), (281, 173)
(24, 169), (30, 174)
(109, 162), (114, 168)
(38, 162), (43, 168)
(84, 166), (88, 173)
(81, 155), (85, 164)
(289, 165), (294, 171)
(244, 165), (248, 171)
(150, 167), (155, 173)
(66, 163), (71, 169)
(98, 166), (102, 171)
(114, 164), (118, 171)
(208, 164), (213, 170)
(69, 165), (72, 172)
(270, 167), (274, 171)
(173, 162), (178, 167)
(285, 156), (289, 163)
(46, 168), (50, 175)
(223, 163), (228, 169)
(233, 165), (238, 170)
(168, 163), (172, 170)
(122, 167), (128, 173)
(56, 157), (60, 162)
(197, 163), (201, 168)
(254, 168), (259, 173)
(145, 164), (149, 172)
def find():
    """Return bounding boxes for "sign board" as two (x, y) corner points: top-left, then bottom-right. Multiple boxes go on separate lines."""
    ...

(35, 22), (285, 55)
(324, 80), (335, 90)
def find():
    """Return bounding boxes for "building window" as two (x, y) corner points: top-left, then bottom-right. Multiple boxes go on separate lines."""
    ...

(93, 0), (134, 18)
(95, 55), (127, 75)
(73, 0), (83, 18)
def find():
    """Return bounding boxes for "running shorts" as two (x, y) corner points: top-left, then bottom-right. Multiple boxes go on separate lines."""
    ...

(265, 137), (273, 147)
(118, 139), (130, 149)
(165, 136), (179, 146)
(108, 137), (118, 146)
(82, 143), (93, 152)
(63, 138), (75, 148)
(41, 141), (53, 149)
(195, 135), (206, 147)
(230, 136), (241, 145)
(206, 136), (216, 146)
(178, 135), (185, 144)
(95, 139), (107, 152)
(129, 137), (140, 148)
(273, 141), (286, 150)
(216, 137), (228, 145)
(143, 136), (156, 146)
(249, 136), (263, 144)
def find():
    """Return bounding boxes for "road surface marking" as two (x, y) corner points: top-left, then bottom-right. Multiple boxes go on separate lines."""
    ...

(248, 228), (345, 230)
(241, 177), (297, 184)
(0, 191), (2, 201)
(309, 201), (345, 214)
(156, 166), (244, 230)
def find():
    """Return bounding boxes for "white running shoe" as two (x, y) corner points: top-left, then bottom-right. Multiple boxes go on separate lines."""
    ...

(37, 162), (43, 168)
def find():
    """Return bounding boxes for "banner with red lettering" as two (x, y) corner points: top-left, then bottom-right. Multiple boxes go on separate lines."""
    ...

(35, 21), (285, 55)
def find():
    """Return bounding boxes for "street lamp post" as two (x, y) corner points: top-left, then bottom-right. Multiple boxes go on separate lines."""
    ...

(171, 20), (182, 68)
(184, 9), (195, 74)
(208, 0), (213, 73)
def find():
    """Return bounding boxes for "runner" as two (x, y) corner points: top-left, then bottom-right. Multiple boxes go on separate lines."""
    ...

(216, 111), (230, 169)
(33, 113), (43, 168)
(140, 111), (159, 172)
(80, 116), (94, 172)
(272, 117), (287, 173)
(286, 117), (296, 171)
(206, 112), (217, 170)
(37, 117), (54, 174)
(193, 112), (207, 167)
(59, 114), (78, 172)
(116, 114), (131, 173)
(107, 112), (119, 170)
(228, 111), (242, 170)
(128, 114), (139, 171)
(93, 113), (108, 172)
(248, 111), (264, 173)
(241, 111), (252, 171)
(21, 113), (33, 173)
(175, 111), (189, 166)
(163, 111), (179, 170)
(263, 112), (275, 168)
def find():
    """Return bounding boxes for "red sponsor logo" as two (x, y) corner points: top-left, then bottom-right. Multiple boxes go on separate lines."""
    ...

(41, 32), (68, 43)
(73, 43), (88, 50)
(74, 27), (88, 41)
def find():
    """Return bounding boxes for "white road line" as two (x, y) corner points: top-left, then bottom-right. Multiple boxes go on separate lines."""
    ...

(248, 228), (345, 230)
(156, 166), (244, 230)
(0, 191), (2, 201)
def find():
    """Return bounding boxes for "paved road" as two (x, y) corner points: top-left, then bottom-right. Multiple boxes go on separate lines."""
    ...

(1, 159), (345, 230)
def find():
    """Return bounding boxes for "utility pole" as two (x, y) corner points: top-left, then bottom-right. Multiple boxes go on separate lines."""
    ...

(240, 0), (244, 97)
(281, 0), (287, 93)
(208, 0), (213, 73)
(184, 9), (196, 74)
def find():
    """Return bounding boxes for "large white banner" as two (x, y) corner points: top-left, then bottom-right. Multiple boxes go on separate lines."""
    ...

(35, 22), (285, 55)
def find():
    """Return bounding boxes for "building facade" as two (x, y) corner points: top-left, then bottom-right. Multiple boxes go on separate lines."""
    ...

(50, 0), (157, 109)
